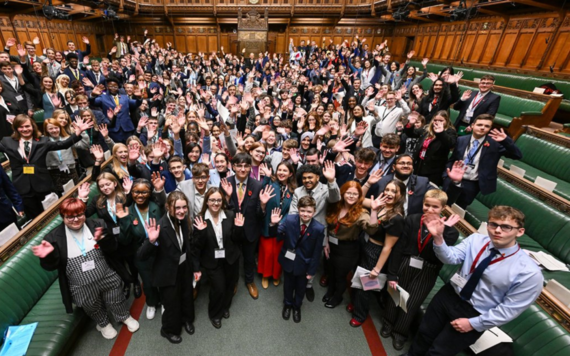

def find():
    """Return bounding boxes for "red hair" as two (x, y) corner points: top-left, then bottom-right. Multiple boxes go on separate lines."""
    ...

(59, 198), (86, 217)
(326, 181), (364, 226)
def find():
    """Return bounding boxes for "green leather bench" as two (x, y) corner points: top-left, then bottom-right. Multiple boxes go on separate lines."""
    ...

(33, 110), (45, 127)
(501, 134), (570, 201)
(0, 183), (99, 356)
(463, 178), (570, 288)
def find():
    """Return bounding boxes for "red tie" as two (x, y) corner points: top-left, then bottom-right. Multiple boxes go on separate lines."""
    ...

(300, 224), (307, 236)
(30, 57), (34, 65)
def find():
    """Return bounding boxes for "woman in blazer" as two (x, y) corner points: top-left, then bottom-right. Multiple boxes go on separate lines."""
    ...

(0, 114), (92, 219)
(404, 111), (457, 186)
(258, 161), (296, 288)
(138, 191), (200, 344)
(193, 187), (245, 329)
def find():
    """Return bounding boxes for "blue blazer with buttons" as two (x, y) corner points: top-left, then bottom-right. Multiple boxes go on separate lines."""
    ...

(90, 93), (141, 133)
(271, 214), (325, 277)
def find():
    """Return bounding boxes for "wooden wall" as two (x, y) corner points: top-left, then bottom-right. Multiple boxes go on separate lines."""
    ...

(390, 11), (570, 77)
(0, 15), (108, 57)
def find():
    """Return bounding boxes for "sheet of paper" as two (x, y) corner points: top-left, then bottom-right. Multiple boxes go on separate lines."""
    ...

(42, 192), (59, 211)
(535, 176), (557, 192)
(360, 274), (383, 291)
(397, 285), (410, 313)
(217, 99), (230, 122)
(498, 159), (504, 168)
(545, 280), (570, 308)
(63, 179), (75, 194)
(524, 250), (569, 272)
(451, 204), (466, 219)
(477, 222), (488, 235)
(387, 285), (400, 306)
(351, 267), (386, 290)
(0, 322), (38, 356)
(532, 87), (546, 94)
(509, 165), (526, 177)
(0, 223), (19, 247)
(469, 327), (512, 354)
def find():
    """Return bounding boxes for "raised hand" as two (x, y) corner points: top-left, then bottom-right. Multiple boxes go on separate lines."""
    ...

(146, 218), (160, 244)
(98, 124), (109, 139)
(259, 163), (272, 178)
(5, 38), (16, 48)
(51, 94), (61, 108)
(421, 57), (429, 67)
(407, 50), (415, 59)
(433, 119), (444, 133)
(461, 89), (472, 101)
(270, 207), (282, 225)
(77, 182), (91, 199)
(107, 108), (115, 120)
(128, 144), (140, 162)
(489, 128), (507, 142)
(220, 178), (233, 197)
(370, 194), (388, 211)
(354, 121), (368, 137)
(116, 202), (129, 219)
(428, 72), (438, 82)
(332, 137), (354, 153)
(16, 44), (26, 57)
(82, 36), (90, 44)
(367, 168), (384, 186)
(93, 227), (104, 241)
(289, 148), (300, 165)
(322, 160), (336, 182)
(122, 177), (133, 194)
(73, 116), (93, 135)
(234, 212), (245, 227)
(193, 216), (207, 231)
(259, 185), (276, 205)
(151, 171), (165, 192)
(90, 144), (104, 162)
(32, 240), (54, 258)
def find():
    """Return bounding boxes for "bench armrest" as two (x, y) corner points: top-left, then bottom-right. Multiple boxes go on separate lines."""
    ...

(520, 111), (543, 116)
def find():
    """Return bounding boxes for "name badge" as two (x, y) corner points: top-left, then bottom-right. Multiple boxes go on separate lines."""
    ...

(23, 165), (35, 175)
(58, 163), (69, 172)
(450, 273), (467, 288)
(15, 95), (24, 101)
(464, 108), (474, 122)
(112, 226), (120, 235)
(328, 236), (339, 245)
(215, 249), (225, 259)
(410, 256), (424, 270)
(179, 252), (186, 265)
(285, 249), (296, 261)
(82, 260), (95, 272)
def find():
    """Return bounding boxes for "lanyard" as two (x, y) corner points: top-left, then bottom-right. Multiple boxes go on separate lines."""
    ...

(168, 215), (184, 249)
(469, 241), (520, 274)
(70, 228), (87, 256)
(333, 218), (341, 235)
(417, 215), (433, 254)
(107, 200), (116, 223)
(381, 106), (396, 121)
(135, 205), (149, 238)
(50, 137), (63, 162)
(465, 138), (485, 164)
(470, 93), (485, 109)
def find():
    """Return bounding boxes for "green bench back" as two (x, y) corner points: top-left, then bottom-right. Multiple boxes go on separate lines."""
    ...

(475, 179), (570, 264)
(0, 182), (99, 336)
(515, 134), (570, 183)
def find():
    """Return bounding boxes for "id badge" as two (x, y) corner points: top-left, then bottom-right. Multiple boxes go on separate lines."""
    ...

(285, 249), (296, 261)
(450, 273), (467, 288)
(329, 235), (339, 245)
(23, 164), (35, 175)
(112, 226), (120, 235)
(215, 249), (226, 259)
(58, 163), (69, 172)
(464, 109), (473, 123)
(179, 252), (187, 265)
(15, 95), (24, 101)
(410, 256), (424, 270)
(82, 260), (95, 272)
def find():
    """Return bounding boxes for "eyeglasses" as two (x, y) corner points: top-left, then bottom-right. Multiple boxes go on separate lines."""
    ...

(488, 222), (519, 232)
(193, 176), (209, 181)
(234, 164), (251, 170)
(208, 199), (223, 204)
(396, 162), (413, 166)
(345, 193), (359, 198)
(132, 190), (151, 195)
(65, 214), (85, 221)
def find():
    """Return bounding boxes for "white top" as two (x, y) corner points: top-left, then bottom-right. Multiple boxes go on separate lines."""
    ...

(205, 210), (227, 249)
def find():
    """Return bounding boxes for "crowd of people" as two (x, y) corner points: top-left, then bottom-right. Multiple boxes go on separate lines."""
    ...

(0, 32), (544, 355)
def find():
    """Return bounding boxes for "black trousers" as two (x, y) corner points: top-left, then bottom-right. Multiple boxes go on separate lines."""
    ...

(22, 191), (49, 220)
(134, 256), (160, 307)
(284, 271), (307, 309)
(444, 178), (480, 209)
(205, 259), (240, 320)
(409, 283), (483, 356)
(326, 240), (359, 304)
(352, 240), (384, 322)
(242, 237), (258, 284)
(159, 261), (195, 336)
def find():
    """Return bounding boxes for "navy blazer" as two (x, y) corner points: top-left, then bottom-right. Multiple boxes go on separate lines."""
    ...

(226, 175), (264, 242)
(90, 93), (141, 133)
(85, 70), (107, 87)
(447, 135), (522, 195)
(0, 165), (23, 225)
(453, 91), (501, 129)
(270, 214), (325, 276)
(62, 67), (87, 84)
(366, 173), (435, 216)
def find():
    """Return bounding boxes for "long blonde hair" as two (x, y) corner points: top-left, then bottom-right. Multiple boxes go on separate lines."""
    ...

(95, 172), (127, 209)
(426, 110), (454, 139)
(111, 143), (130, 179)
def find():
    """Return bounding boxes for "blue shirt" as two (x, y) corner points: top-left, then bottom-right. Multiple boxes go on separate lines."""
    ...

(434, 233), (543, 332)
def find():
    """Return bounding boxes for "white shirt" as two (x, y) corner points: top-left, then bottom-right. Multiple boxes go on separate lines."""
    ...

(19, 139), (33, 160)
(205, 210), (227, 249)
(4, 75), (18, 91)
(463, 135), (486, 181)
(374, 105), (403, 138)
(65, 225), (96, 259)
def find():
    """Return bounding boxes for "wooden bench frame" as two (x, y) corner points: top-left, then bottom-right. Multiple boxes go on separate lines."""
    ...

(0, 159), (111, 266)
(525, 125), (570, 149)
(442, 206), (570, 333)
(1, 160), (8, 172)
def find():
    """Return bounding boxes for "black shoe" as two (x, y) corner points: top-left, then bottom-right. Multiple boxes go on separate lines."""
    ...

(322, 293), (331, 303)
(184, 322), (195, 335)
(133, 282), (142, 299)
(123, 285), (131, 299)
(380, 322), (392, 338)
(305, 287), (315, 302)
(282, 305), (292, 320)
(325, 297), (342, 309)
(392, 333), (407, 351)
(293, 308), (301, 323)
(160, 329), (182, 344)
(210, 318), (222, 329)
(223, 310), (230, 319)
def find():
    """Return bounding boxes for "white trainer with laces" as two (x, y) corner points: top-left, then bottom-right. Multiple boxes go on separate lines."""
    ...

(123, 316), (140, 333)
(146, 306), (156, 320)
(96, 323), (118, 339)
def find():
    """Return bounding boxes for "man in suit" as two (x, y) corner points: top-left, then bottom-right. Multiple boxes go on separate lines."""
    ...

(64, 37), (91, 62)
(220, 152), (264, 300)
(63, 53), (86, 87)
(85, 59), (107, 88)
(453, 75), (501, 132)
(0, 61), (33, 116)
(176, 163), (211, 218)
(270, 196), (325, 323)
(0, 164), (24, 231)
(22, 40), (45, 68)
(89, 77), (141, 143)
(113, 34), (129, 59)
(444, 114), (523, 209)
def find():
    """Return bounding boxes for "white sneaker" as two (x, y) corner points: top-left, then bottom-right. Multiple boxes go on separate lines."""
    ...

(161, 305), (165, 315)
(96, 323), (118, 339)
(146, 306), (156, 320)
(123, 316), (140, 333)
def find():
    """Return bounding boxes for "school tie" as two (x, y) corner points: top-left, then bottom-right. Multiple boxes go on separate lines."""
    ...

(300, 224), (307, 236)
(24, 141), (30, 155)
(114, 95), (120, 106)
(238, 182), (245, 205)
(464, 140), (480, 166)
(460, 248), (500, 300)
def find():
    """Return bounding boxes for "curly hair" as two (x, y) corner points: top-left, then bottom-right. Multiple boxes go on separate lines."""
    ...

(326, 181), (365, 226)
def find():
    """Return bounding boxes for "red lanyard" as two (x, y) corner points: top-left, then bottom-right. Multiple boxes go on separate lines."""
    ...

(469, 241), (520, 274)
(471, 94), (484, 109)
(417, 215), (432, 254)
(333, 218), (341, 235)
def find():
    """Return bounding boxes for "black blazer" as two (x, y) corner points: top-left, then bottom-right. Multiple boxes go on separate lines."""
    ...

(366, 174), (435, 216)
(194, 210), (244, 269)
(0, 134), (81, 195)
(38, 219), (131, 313)
(0, 103), (14, 138)
(226, 176), (264, 242)
(137, 214), (199, 288)
(85, 194), (133, 245)
(0, 76), (30, 114)
(404, 126), (458, 177)
(453, 91), (501, 129)
(418, 83), (460, 123)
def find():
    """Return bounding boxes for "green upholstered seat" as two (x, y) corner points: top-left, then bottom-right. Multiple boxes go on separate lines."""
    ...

(501, 134), (570, 201)
(32, 110), (45, 126)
